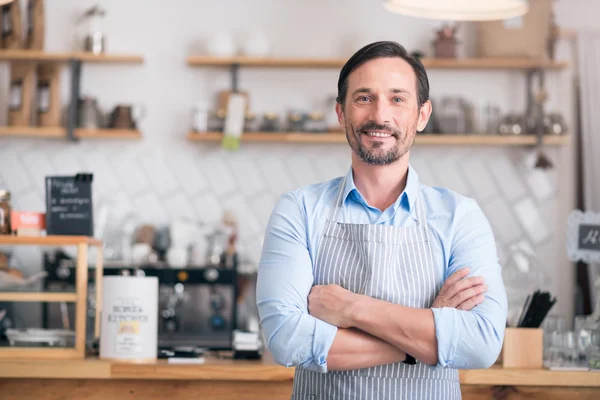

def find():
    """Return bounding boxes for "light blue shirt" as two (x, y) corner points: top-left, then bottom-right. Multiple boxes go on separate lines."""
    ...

(256, 165), (508, 373)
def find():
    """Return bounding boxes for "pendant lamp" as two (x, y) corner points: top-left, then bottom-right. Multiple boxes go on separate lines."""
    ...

(383, 0), (529, 21)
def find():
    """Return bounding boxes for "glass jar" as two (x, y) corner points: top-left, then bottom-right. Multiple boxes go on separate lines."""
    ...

(244, 112), (258, 132)
(286, 111), (305, 132)
(589, 329), (600, 370)
(260, 112), (280, 132)
(0, 190), (11, 235)
(304, 112), (327, 133)
(208, 109), (226, 132)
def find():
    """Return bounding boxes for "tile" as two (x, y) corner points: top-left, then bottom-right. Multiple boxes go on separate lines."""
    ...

(80, 152), (122, 201)
(132, 191), (169, 225)
(12, 190), (44, 211)
(192, 192), (223, 225)
(0, 152), (32, 194)
(138, 150), (180, 197)
(257, 157), (295, 196)
(459, 158), (498, 201)
(524, 168), (555, 202)
(488, 156), (527, 202)
(313, 157), (347, 182)
(250, 192), (278, 227)
(229, 154), (265, 197)
(109, 155), (151, 196)
(480, 196), (522, 245)
(22, 152), (56, 197)
(199, 155), (237, 198)
(409, 157), (436, 187)
(163, 192), (198, 221)
(429, 159), (471, 196)
(222, 194), (262, 242)
(514, 197), (550, 245)
(50, 148), (84, 177)
(285, 156), (320, 188)
(169, 152), (209, 197)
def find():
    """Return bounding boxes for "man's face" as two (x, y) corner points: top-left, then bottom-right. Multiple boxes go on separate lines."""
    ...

(336, 57), (432, 166)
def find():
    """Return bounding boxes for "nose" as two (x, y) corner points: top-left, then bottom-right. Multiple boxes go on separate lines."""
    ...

(371, 99), (392, 126)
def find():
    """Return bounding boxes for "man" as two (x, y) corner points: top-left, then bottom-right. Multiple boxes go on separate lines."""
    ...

(256, 41), (507, 399)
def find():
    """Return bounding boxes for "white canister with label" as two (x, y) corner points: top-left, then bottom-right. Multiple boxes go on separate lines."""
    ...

(100, 276), (158, 362)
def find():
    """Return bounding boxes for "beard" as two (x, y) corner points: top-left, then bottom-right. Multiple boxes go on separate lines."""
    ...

(346, 120), (417, 166)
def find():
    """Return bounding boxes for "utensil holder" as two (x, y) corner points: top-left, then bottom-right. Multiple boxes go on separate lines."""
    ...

(502, 327), (543, 369)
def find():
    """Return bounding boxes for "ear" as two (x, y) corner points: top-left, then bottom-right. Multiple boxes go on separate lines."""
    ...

(336, 102), (345, 126)
(416, 100), (432, 132)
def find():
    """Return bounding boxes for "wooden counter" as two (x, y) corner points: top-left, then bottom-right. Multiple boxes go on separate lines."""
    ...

(0, 355), (599, 399)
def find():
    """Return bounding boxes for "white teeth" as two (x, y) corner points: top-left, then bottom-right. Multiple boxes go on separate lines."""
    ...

(365, 131), (391, 138)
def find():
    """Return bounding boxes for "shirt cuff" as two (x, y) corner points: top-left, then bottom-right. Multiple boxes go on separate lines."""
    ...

(431, 307), (460, 368)
(302, 318), (338, 373)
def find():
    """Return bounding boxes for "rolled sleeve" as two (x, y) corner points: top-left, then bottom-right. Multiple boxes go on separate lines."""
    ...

(256, 191), (338, 372)
(432, 198), (508, 369)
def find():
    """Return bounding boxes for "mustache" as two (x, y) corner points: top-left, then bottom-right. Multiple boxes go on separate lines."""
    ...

(356, 121), (399, 137)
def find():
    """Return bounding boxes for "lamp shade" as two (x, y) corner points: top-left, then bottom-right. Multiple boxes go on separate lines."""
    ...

(383, 0), (529, 21)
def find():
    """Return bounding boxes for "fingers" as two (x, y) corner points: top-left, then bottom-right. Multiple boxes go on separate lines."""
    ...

(439, 268), (470, 294)
(457, 294), (486, 311)
(445, 276), (485, 300)
(450, 283), (488, 306)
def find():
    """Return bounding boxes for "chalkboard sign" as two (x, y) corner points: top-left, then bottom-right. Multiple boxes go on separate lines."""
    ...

(567, 210), (600, 263)
(45, 173), (94, 236)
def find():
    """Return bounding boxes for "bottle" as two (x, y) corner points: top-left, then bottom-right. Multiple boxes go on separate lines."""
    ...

(0, 190), (12, 235)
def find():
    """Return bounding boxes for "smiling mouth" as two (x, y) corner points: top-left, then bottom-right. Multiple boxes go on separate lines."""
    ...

(363, 130), (394, 138)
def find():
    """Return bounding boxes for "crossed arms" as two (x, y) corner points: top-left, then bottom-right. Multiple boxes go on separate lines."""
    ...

(256, 192), (508, 372)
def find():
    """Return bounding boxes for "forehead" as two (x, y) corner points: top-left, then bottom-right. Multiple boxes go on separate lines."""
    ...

(347, 57), (416, 93)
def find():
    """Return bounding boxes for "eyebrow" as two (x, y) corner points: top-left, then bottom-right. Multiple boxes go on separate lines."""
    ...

(351, 88), (411, 96)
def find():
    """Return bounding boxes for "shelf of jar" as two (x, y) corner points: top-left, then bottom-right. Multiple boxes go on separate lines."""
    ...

(0, 127), (66, 138)
(74, 129), (142, 139)
(187, 56), (568, 70)
(0, 235), (102, 246)
(0, 50), (144, 63)
(187, 131), (570, 146)
(0, 127), (142, 140)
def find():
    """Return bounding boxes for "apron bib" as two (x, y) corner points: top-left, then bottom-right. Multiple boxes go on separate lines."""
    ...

(292, 177), (461, 400)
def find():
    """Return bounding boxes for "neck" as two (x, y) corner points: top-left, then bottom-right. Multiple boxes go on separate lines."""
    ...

(351, 153), (410, 211)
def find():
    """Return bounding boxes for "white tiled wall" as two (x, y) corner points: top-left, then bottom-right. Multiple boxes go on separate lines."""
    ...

(0, 139), (561, 280)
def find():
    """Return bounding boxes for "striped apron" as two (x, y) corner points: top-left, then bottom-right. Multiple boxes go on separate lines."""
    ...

(292, 177), (461, 399)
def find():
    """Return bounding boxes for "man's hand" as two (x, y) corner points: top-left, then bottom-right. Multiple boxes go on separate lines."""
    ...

(308, 284), (357, 328)
(431, 267), (487, 310)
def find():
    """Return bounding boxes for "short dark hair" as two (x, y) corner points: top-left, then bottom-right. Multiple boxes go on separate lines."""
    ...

(336, 41), (430, 108)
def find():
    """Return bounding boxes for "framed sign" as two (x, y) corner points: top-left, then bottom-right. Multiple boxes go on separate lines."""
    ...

(567, 210), (600, 263)
(45, 173), (94, 236)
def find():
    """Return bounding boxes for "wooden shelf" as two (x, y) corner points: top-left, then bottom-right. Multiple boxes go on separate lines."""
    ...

(0, 127), (143, 140)
(0, 235), (102, 247)
(70, 53), (144, 63)
(0, 292), (77, 302)
(74, 129), (142, 139)
(187, 56), (568, 70)
(0, 50), (144, 63)
(187, 132), (570, 146)
(0, 348), (80, 360)
(0, 126), (66, 138)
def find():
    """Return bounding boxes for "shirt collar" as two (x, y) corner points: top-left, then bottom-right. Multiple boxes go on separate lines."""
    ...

(342, 164), (419, 212)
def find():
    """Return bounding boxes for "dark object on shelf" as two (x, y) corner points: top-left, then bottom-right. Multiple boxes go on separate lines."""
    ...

(42, 249), (239, 351)
(109, 104), (145, 129)
(517, 290), (557, 328)
(433, 25), (458, 59)
(260, 112), (280, 132)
